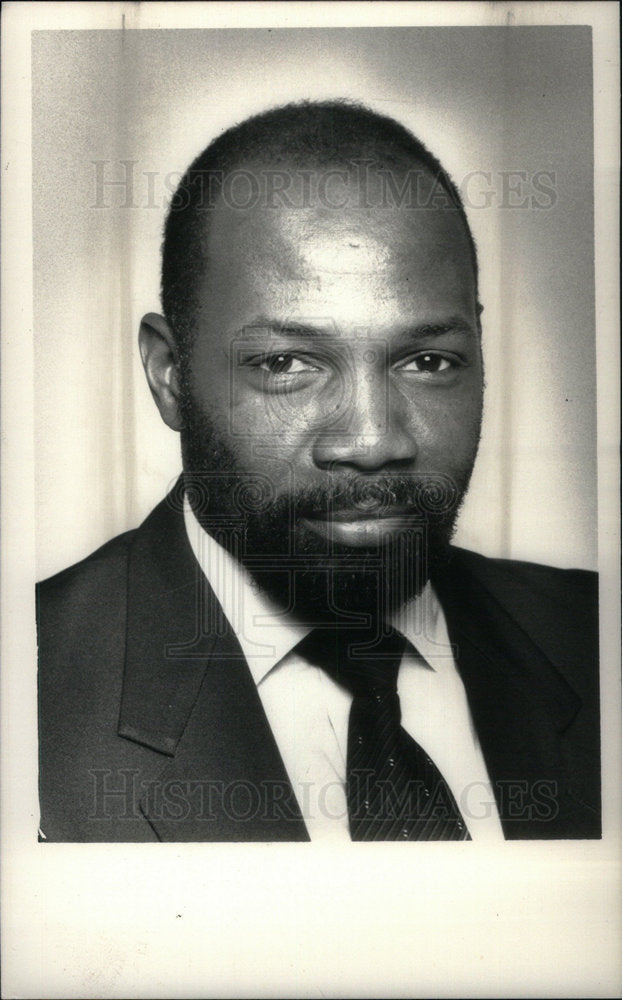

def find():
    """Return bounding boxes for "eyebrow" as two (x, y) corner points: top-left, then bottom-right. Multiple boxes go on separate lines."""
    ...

(238, 321), (333, 338)
(398, 320), (476, 340)
(236, 317), (476, 340)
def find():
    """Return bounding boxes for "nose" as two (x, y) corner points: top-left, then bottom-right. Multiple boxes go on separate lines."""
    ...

(312, 363), (418, 472)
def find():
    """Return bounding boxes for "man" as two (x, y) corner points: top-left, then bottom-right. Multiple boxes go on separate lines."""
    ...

(37, 100), (600, 842)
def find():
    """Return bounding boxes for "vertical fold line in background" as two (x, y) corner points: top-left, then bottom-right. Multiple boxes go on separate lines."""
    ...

(118, 23), (137, 529)
(497, 28), (516, 559)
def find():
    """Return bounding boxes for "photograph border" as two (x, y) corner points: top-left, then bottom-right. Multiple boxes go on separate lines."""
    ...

(2, 3), (620, 998)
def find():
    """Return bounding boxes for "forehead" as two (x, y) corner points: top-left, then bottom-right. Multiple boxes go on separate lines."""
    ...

(201, 166), (476, 331)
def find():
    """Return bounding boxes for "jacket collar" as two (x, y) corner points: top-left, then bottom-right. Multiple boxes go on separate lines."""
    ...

(117, 490), (309, 841)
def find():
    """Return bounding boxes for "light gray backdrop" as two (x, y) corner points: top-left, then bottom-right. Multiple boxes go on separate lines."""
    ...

(32, 26), (596, 578)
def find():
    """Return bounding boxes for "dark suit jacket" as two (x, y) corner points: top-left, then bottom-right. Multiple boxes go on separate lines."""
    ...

(37, 493), (601, 842)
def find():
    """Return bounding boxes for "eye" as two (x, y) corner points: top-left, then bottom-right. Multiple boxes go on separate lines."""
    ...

(399, 352), (454, 374)
(257, 353), (320, 376)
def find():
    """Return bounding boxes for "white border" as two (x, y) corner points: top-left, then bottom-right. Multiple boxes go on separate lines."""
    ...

(2, 3), (620, 998)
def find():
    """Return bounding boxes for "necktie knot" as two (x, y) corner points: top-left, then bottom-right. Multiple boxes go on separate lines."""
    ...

(297, 625), (406, 698)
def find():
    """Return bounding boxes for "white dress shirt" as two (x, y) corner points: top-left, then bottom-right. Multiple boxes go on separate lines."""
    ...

(184, 498), (504, 842)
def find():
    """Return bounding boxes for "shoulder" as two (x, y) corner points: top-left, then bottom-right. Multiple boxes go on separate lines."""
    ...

(37, 528), (137, 622)
(36, 491), (189, 653)
(449, 546), (597, 609)
(445, 547), (599, 687)
(36, 531), (142, 706)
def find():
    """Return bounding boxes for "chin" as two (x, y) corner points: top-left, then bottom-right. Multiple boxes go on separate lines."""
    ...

(241, 518), (455, 624)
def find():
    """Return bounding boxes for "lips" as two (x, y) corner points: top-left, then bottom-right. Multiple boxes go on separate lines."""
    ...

(306, 505), (414, 522)
(300, 508), (420, 547)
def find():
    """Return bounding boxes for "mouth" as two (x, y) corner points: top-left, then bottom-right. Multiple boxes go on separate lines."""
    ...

(300, 507), (421, 546)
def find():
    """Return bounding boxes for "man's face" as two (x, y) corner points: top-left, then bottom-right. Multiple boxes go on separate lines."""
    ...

(179, 166), (483, 620)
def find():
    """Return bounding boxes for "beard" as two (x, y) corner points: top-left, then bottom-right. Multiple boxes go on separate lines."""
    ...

(178, 384), (477, 625)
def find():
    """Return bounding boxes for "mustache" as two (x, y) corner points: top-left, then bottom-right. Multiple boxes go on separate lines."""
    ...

(290, 474), (459, 517)
(179, 471), (462, 518)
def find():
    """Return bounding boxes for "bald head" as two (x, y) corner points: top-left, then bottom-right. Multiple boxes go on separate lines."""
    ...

(161, 100), (478, 355)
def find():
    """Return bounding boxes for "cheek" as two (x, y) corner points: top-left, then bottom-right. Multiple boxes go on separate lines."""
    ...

(219, 404), (316, 489)
(405, 387), (483, 461)
(228, 396), (318, 448)
(229, 376), (348, 445)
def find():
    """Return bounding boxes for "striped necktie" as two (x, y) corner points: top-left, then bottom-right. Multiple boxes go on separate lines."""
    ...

(297, 625), (470, 841)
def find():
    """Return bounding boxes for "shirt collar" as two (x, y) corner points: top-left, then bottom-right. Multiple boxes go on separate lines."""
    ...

(184, 497), (453, 684)
(184, 497), (309, 683)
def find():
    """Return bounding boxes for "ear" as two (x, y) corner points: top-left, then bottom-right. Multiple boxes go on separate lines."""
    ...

(138, 313), (184, 431)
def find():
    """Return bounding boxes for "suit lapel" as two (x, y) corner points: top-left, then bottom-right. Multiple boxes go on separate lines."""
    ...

(117, 493), (309, 842)
(433, 551), (593, 838)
